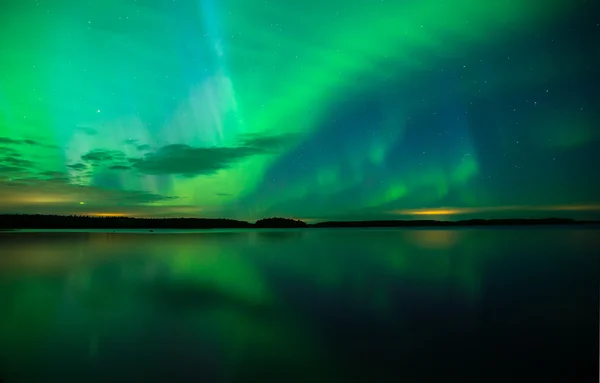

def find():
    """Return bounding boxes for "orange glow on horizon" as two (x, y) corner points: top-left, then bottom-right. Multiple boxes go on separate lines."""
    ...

(390, 204), (600, 216)
(407, 209), (464, 216)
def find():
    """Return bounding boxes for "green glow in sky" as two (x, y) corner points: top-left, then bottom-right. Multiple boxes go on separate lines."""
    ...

(1, 0), (598, 220)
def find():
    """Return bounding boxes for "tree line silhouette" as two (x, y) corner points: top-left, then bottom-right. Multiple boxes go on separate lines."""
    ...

(0, 214), (600, 230)
(0, 214), (597, 230)
(0, 214), (251, 229)
(0, 215), (311, 230)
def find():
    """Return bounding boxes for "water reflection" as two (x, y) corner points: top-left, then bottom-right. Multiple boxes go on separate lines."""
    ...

(0, 228), (597, 382)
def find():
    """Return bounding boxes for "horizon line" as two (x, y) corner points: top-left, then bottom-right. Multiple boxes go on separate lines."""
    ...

(1, 213), (599, 224)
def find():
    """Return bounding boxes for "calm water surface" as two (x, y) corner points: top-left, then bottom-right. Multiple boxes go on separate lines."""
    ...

(0, 228), (598, 382)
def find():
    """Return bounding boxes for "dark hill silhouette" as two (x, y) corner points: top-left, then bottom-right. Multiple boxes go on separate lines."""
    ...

(0, 214), (597, 230)
(255, 217), (308, 228)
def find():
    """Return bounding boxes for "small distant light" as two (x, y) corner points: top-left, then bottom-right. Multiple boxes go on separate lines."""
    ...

(97, 110), (101, 113)
(80, 202), (85, 205)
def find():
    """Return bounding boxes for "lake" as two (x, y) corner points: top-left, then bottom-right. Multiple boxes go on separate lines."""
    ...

(0, 228), (598, 382)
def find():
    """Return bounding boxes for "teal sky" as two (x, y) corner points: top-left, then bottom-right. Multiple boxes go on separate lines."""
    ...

(0, 0), (598, 221)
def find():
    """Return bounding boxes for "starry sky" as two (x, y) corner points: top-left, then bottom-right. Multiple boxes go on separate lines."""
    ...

(0, 0), (598, 222)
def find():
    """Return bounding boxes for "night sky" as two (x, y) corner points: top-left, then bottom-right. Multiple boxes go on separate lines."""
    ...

(0, 0), (598, 221)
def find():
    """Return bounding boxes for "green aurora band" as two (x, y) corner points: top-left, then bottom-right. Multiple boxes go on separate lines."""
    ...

(0, 0), (598, 220)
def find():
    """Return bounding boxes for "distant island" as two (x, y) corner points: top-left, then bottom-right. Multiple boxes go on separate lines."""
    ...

(255, 217), (308, 228)
(0, 214), (598, 230)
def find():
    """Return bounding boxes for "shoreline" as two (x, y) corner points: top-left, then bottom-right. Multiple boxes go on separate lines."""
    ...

(1, 218), (599, 231)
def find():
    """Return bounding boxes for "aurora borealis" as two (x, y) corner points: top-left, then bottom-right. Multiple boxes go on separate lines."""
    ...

(0, 0), (598, 221)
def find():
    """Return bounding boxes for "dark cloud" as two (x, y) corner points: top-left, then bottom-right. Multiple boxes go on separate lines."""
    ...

(0, 153), (30, 179)
(131, 133), (294, 176)
(81, 149), (125, 163)
(0, 137), (19, 145)
(0, 164), (25, 175)
(76, 133), (294, 177)
(0, 154), (35, 182)
(238, 132), (296, 151)
(39, 171), (64, 178)
(80, 149), (132, 171)
(132, 144), (262, 176)
(1, 156), (34, 167)
(67, 163), (87, 171)
(124, 138), (138, 145)
(109, 165), (132, 170)
(0, 136), (58, 149)
(0, 146), (19, 156)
